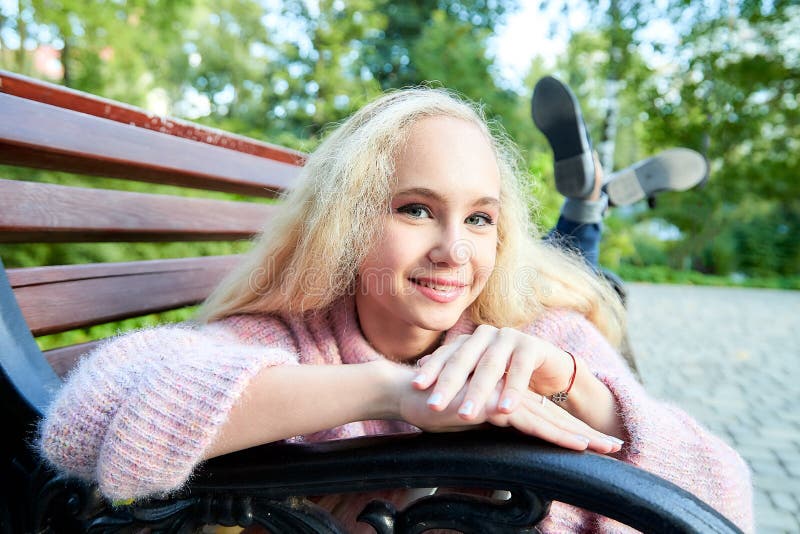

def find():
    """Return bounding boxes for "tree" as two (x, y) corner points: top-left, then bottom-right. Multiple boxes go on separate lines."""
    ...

(0, 0), (193, 104)
(277, 0), (386, 140)
(642, 4), (800, 275)
(362, 0), (517, 89)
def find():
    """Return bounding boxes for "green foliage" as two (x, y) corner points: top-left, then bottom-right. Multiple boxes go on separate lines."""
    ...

(3, 0), (193, 103)
(635, 7), (799, 279)
(704, 199), (800, 277)
(599, 215), (642, 272)
(36, 307), (199, 351)
(411, 11), (494, 101)
(618, 264), (800, 290)
(362, 0), (517, 89)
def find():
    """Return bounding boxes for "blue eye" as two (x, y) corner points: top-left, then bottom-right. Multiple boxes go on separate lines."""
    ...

(397, 204), (432, 219)
(466, 213), (495, 226)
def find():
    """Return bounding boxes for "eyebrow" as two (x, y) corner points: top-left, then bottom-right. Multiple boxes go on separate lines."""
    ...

(394, 187), (500, 208)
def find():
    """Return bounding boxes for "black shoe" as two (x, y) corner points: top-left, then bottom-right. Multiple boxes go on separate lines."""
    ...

(531, 76), (595, 199)
(603, 148), (709, 207)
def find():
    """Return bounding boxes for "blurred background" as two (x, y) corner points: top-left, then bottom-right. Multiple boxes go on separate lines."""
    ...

(0, 0), (798, 347)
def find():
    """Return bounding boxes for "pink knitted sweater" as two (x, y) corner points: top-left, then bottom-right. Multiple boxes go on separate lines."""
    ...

(38, 296), (753, 533)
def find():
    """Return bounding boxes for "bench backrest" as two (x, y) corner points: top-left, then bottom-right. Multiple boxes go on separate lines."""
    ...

(0, 70), (304, 421)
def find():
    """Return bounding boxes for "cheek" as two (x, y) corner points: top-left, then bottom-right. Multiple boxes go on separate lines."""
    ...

(475, 233), (498, 268)
(361, 221), (426, 271)
(357, 226), (414, 294)
(472, 238), (498, 288)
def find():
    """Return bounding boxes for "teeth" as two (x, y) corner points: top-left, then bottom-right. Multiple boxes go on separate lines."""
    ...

(419, 280), (454, 291)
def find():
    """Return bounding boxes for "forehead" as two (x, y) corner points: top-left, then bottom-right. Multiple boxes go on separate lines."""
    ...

(394, 116), (501, 198)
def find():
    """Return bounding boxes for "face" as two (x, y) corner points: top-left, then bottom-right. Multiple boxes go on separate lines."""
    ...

(356, 115), (501, 334)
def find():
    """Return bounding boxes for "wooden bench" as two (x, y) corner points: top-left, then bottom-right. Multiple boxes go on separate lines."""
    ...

(0, 70), (740, 533)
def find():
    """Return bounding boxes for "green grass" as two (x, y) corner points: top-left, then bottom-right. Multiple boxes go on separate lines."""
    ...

(617, 264), (800, 290)
(36, 306), (199, 352)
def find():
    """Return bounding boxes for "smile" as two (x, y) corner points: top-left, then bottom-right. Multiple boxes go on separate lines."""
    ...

(409, 278), (468, 304)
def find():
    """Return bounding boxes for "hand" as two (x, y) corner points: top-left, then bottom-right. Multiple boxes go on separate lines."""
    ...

(412, 325), (580, 419)
(397, 373), (621, 454)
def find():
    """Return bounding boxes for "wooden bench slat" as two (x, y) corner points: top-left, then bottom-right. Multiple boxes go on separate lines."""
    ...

(0, 70), (307, 167)
(0, 178), (275, 242)
(44, 340), (102, 378)
(0, 93), (300, 197)
(7, 255), (241, 336)
(8, 256), (239, 286)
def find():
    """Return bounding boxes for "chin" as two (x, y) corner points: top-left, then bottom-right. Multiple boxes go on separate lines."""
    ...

(410, 303), (468, 332)
(418, 318), (460, 332)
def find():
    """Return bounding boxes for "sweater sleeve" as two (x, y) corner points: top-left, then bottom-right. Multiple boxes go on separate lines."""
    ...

(528, 310), (755, 534)
(37, 321), (299, 502)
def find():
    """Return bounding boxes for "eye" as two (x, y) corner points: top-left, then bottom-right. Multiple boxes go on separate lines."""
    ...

(397, 203), (432, 219)
(465, 213), (495, 226)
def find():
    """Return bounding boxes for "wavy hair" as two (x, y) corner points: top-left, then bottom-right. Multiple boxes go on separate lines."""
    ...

(198, 88), (625, 346)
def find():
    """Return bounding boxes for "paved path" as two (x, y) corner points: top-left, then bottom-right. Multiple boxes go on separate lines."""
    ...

(625, 283), (800, 533)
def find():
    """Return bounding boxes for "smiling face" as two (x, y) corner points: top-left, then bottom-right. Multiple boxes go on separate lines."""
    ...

(355, 115), (501, 343)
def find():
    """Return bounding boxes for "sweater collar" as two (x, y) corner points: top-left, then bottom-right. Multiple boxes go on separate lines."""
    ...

(329, 294), (477, 366)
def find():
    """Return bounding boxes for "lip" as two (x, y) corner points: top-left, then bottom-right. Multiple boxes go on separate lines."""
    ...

(412, 277), (468, 288)
(409, 277), (468, 304)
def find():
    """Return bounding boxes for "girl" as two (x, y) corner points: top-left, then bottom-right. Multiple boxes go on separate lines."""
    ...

(38, 88), (753, 533)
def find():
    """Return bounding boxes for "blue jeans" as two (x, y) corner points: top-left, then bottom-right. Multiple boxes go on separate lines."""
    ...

(546, 216), (601, 269)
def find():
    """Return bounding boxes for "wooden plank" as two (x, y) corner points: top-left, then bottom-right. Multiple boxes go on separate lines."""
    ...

(0, 178), (275, 242)
(0, 70), (307, 166)
(44, 341), (101, 378)
(7, 256), (241, 336)
(0, 93), (300, 197)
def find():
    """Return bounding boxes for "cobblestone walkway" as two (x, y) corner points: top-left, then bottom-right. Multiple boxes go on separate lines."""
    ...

(625, 283), (800, 533)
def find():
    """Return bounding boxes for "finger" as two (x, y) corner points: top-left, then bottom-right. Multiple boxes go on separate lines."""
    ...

(426, 325), (498, 411)
(505, 407), (594, 451)
(497, 340), (542, 414)
(412, 335), (471, 390)
(523, 395), (623, 454)
(528, 395), (619, 452)
(415, 353), (434, 368)
(458, 331), (517, 420)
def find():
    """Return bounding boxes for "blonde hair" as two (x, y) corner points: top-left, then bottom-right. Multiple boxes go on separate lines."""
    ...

(198, 88), (625, 346)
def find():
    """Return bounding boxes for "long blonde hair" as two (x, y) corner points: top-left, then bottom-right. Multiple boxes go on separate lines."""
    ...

(198, 88), (625, 346)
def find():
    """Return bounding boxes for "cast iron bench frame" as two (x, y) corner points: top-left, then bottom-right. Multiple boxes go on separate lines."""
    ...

(0, 70), (740, 533)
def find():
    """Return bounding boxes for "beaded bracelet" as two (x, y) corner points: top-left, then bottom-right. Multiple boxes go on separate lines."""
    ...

(548, 350), (577, 404)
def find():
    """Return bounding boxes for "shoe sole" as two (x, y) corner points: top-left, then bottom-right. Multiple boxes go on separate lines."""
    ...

(604, 148), (709, 206)
(531, 76), (595, 198)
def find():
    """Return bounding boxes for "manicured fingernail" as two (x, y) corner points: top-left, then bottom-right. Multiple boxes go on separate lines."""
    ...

(427, 392), (443, 407)
(499, 396), (513, 411)
(413, 374), (426, 385)
(458, 400), (474, 416)
(574, 434), (591, 444)
(606, 436), (624, 445)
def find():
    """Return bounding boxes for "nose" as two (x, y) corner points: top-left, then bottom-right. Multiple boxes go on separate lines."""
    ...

(428, 222), (474, 266)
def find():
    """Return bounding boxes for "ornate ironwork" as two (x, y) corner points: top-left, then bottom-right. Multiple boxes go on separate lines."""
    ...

(83, 494), (350, 533)
(61, 488), (550, 533)
(31, 469), (104, 533)
(359, 488), (548, 534)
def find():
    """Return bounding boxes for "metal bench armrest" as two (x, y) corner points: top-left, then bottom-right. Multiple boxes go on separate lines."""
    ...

(81, 429), (741, 533)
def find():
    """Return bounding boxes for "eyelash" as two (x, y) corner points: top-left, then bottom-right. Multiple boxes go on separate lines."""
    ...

(396, 203), (495, 226)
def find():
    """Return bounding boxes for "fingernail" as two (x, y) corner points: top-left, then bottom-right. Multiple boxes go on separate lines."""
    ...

(412, 374), (426, 385)
(427, 392), (443, 407)
(606, 436), (624, 445)
(458, 400), (474, 416)
(499, 396), (513, 411)
(574, 434), (591, 445)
